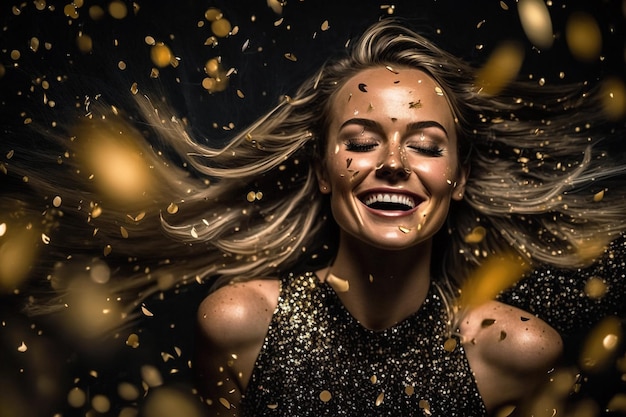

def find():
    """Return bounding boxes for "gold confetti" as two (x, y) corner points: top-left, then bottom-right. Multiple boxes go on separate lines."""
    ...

(326, 273), (349, 292)
(566, 12), (601, 62)
(108, 0), (128, 19)
(443, 337), (457, 352)
(120, 226), (129, 239)
(141, 304), (154, 317)
(92, 395), (111, 413)
(500, 1), (509, 10)
(103, 244), (112, 256)
(517, 0), (554, 49)
(481, 318), (496, 327)
(434, 86), (444, 96)
(580, 316), (622, 372)
(52, 195), (62, 207)
(212, 18), (232, 38)
(419, 399), (432, 415)
(67, 387), (87, 408)
(458, 252), (528, 309)
(375, 392), (384, 406)
(464, 226), (487, 243)
(204, 7), (223, 21)
(167, 203), (179, 214)
(76, 33), (93, 53)
(126, 333), (140, 348)
(267, 0), (283, 14)
(151, 43), (172, 68)
(601, 77), (626, 120)
(398, 225), (411, 234)
(321, 20), (330, 31)
(41, 233), (51, 244)
(284, 53), (297, 62)
(404, 385), (415, 396)
(584, 277), (607, 299)
(593, 189), (605, 202)
(130, 82), (139, 95)
(475, 41), (524, 95)
(17, 341), (27, 352)
(0, 223), (6, 237)
(319, 390), (332, 402)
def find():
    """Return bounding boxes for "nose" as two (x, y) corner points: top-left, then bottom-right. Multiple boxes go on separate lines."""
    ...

(375, 151), (411, 182)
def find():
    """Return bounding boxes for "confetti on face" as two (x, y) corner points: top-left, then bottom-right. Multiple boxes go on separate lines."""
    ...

(358, 83), (368, 92)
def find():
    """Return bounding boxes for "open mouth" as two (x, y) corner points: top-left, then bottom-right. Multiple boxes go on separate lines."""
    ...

(362, 193), (416, 211)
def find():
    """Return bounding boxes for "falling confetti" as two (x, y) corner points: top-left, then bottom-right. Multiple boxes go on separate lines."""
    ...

(517, 0), (553, 49)
(475, 41), (524, 95)
(566, 12), (602, 62)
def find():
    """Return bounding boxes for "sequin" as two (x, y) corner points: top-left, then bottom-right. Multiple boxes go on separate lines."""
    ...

(242, 272), (486, 416)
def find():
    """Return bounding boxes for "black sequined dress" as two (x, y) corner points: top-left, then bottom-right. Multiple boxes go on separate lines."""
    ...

(241, 272), (487, 417)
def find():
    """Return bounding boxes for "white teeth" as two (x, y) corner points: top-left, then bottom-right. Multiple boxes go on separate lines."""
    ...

(363, 193), (416, 209)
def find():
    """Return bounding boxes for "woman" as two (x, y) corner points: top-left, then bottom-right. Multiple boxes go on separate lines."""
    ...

(4, 17), (624, 417)
(187, 21), (624, 416)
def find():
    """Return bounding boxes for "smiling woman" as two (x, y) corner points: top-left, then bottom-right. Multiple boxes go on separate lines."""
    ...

(3, 14), (626, 417)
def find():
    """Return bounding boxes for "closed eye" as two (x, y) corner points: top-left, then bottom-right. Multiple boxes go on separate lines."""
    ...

(345, 140), (378, 152)
(408, 145), (444, 157)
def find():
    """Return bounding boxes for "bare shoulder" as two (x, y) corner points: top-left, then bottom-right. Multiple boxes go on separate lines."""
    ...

(460, 300), (562, 370)
(196, 278), (280, 348)
(459, 300), (563, 412)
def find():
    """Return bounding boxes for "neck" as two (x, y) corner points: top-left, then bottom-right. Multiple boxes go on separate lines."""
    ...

(320, 233), (433, 330)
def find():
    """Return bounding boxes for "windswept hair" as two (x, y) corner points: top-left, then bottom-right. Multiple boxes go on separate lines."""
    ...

(7, 19), (625, 331)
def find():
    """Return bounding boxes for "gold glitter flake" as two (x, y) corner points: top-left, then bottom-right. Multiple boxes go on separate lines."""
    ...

(593, 189), (605, 202)
(108, 1), (128, 19)
(319, 390), (332, 402)
(321, 20), (330, 31)
(419, 399), (432, 415)
(204, 8), (223, 21)
(481, 318), (496, 327)
(284, 53), (297, 62)
(584, 276), (607, 299)
(443, 337), (457, 352)
(464, 226), (487, 243)
(141, 304), (154, 317)
(219, 397), (231, 409)
(375, 392), (384, 406)
(398, 225), (411, 234)
(566, 12), (602, 62)
(475, 42), (524, 95)
(408, 100), (422, 108)
(212, 18), (232, 38)
(126, 333), (140, 348)
(434, 86), (444, 96)
(151, 43), (173, 68)
(167, 203), (179, 214)
(517, 0), (554, 49)
(326, 273), (349, 292)
(404, 385), (415, 396)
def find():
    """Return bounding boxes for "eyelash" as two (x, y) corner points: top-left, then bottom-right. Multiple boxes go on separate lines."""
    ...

(344, 140), (444, 157)
(408, 145), (444, 157)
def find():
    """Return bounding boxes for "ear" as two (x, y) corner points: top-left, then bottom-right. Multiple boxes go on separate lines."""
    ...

(452, 164), (470, 201)
(314, 159), (332, 194)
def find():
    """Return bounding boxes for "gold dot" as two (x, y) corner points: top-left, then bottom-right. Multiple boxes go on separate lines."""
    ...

(150, 43), (172, 68)
(584, 277), (607, 299)
(211, 18), (232, 37)
(566, 12), (601, 61)
(319, 390), (332, 402)
(205, 58), (220, 77)
(205, 8), (223, 21)
(76, 34), (93, 53)
(443, 337), (458, 352)
(64, 4), (79, 18)
(108, 0), (128, 19)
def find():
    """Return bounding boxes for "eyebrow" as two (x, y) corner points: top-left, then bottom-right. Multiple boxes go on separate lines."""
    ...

(339, 118), (449, 136)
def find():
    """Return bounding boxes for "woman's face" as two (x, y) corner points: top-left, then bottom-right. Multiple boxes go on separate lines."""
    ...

(317, 66), (467, 251)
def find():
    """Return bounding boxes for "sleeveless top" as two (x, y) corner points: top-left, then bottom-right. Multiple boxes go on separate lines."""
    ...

(241, 272), (487, 416)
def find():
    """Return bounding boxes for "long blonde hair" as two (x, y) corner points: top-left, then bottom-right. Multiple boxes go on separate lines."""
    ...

(12, 20), (626, 329)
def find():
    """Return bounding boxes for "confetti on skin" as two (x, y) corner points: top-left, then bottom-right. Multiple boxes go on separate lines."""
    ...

(481, 318), (496, 327)
(346, 158), (352, 169)
(408, 100), (422, 109)
(358, 83), (368, 92)
(434, 86), (444, 96)
(398, 225), (411, 234)
(326, 273), (349, 292)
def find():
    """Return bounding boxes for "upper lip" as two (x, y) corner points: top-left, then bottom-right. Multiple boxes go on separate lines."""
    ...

(358, 188), (423, 211)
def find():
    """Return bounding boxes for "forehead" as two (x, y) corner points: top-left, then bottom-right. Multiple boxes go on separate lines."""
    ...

(330, 66), (455, 127)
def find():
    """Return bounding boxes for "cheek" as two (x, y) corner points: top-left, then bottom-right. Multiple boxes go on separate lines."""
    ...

(414, 160), (457, 193)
